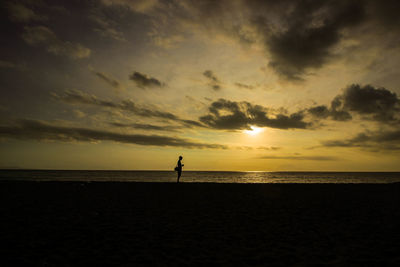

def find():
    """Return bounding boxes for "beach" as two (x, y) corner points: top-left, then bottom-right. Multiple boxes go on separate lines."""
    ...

(1, 181), (399, 266)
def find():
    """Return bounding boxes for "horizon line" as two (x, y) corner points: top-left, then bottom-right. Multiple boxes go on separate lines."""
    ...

(1, 168), (400, 173)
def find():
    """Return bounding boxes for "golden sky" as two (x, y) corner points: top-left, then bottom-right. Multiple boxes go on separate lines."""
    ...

(1, 0), (400, 171)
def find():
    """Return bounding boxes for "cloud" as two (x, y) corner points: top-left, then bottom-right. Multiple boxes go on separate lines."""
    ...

(307, 105), (331, 119)
(331, 84), (400, 123)
(322, 129), (400, 150)
(72, 110), (86, 118)
(52, 90), (207, 128)
(257, 146), (281, 151)
(93, 71), (121, 89)
(179, 119), (207, 128)
(233, 146), (281, 151)
(21, 26), (91, 59)
(306, 84), (400, 151)
(89, 12), (127, 42)
(235, 82), (254, 90)
(122, 0), (370, 80)
(6, 2), (47, 22)
(0, 119), (227, 149)
(129, 71), (164, 89)
(98, 0), (400, 81)
(100, 0), (158, 13)
(258, 155), (339, 161)
(260, 1), (366, 80)
(203, 70), (222, 91)
(54, 83), (400, 135)
(109, 122), (181, 132)
(51, 89), (177, 120)
(367, 0), (400, 30)
(199, 98), (309, 130)
(307, 105), (352, 122)
(0, 60), (25, 71)
(307, 84), (400, 123)
(150, 34), (185, 49)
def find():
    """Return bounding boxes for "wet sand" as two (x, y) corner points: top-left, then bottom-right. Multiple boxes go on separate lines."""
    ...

(0, 181), (399, 266)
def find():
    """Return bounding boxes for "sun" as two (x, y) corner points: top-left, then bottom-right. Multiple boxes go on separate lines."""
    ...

(244, 126), (263, 136)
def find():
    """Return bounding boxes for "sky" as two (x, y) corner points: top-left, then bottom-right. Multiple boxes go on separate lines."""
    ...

(0, 0), (400, 171)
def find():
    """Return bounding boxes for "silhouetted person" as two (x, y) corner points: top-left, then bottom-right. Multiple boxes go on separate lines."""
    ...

(176, 156), (184, 183)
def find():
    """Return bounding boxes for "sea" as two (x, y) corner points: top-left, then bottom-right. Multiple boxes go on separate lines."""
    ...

(1, 170), (400, 183)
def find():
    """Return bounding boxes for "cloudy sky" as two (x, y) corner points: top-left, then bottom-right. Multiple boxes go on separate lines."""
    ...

(1, 0), (400, 171)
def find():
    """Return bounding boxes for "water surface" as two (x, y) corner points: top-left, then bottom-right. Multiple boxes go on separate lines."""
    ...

(1, 170), (400, 183)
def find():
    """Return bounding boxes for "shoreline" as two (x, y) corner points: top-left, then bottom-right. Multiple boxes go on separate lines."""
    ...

(1, 180), (400, 185)
(2, 170), (400, 184)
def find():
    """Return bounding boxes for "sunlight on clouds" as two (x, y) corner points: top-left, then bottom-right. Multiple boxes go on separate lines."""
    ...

(244, 126), (263, 136)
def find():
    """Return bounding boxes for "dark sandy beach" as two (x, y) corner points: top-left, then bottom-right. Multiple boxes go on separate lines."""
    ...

(0, 182), (399, 266)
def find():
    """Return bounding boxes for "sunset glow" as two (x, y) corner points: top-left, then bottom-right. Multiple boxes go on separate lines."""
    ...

(0, 0), (399, 171)
(244, 126), (263, 136)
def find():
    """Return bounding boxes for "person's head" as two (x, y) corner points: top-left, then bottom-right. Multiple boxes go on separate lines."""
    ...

(179, 156), (183, 160)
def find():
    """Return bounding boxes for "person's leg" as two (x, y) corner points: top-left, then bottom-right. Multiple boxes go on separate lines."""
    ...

(177, 171), (181, 183)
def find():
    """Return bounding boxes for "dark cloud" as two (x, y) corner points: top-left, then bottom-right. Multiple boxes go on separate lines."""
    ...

(179, 119), (207, 128)
(143, 0), (372, 81)
(140, 0), (400, 81)
(7, 0), (400, 84)
(100, 0), (158, 13)
(258, 155), (338, 161)
(235, 146), (254, 150)
(0, 60), (25, 71)
(52, 89), (100, 104)
(72, 110), (86, 118)
(322, 129), (400, 150)
(235, 82), (254, 90)
(259, 1), (400, 80)
(129, 71), (164, 89)
(203, 70), (219, 83)
(200, 99), (251, 130)
(236, 145), (281, 151)
(307, 84), (399, 123)
(109, 122), (181, 132)
(330, 110), (353, 122)
(21, 26), (91, 59)
(259, 1), (366, 80)
(367, 0), (400, 29)
(89, 11), (126, 42)
(307, 104), (352, 122)
(52, 90), (207, 128)
(203, 70), (222, 91)
(6, 2), (47, 22)
(0, 119), (227, 149)
(308, 105), (330, 119)
(47, 84), (400, 136)
(331, 84), (400, 122)
(199, 99), (309, 130)
(93, 71), (121, 89)
(51, 89), (177, 120)
(257, 146), (281, 151)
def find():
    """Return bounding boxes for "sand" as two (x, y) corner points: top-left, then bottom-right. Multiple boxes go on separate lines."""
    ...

(0, 181), (399, 266)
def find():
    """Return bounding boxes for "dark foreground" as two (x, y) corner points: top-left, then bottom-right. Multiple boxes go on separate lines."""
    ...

(0, 182), (399, 266)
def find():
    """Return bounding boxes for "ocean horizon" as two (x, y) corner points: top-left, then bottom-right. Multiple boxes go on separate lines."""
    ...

(1, 170), (400, 184)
